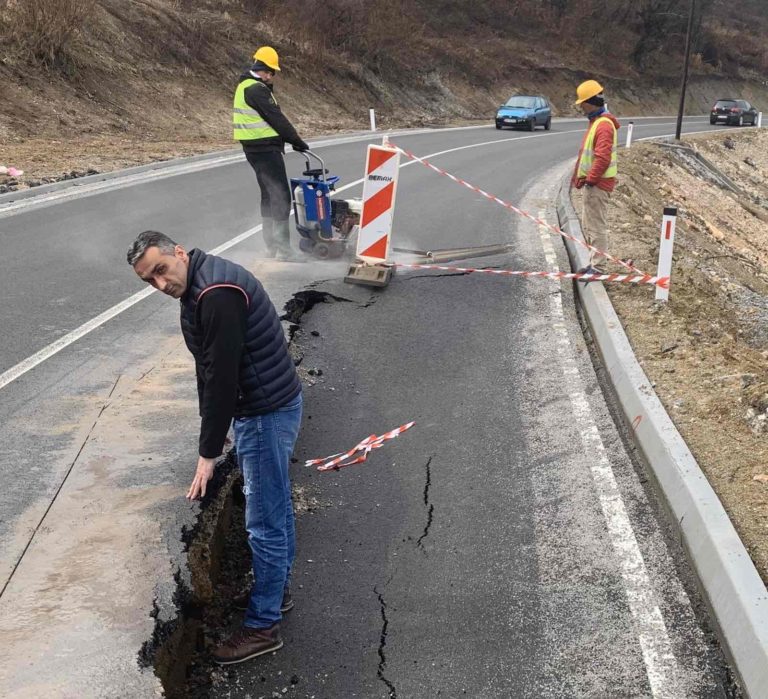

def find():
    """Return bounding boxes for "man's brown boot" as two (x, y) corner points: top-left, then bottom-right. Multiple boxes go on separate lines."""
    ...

(211, 624), (283, 665)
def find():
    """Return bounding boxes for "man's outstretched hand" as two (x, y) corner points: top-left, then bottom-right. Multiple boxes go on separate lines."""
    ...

(187, 456), (216, 500)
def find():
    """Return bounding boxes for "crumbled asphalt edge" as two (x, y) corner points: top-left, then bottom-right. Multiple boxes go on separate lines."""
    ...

(137, 287), (361, 698)
(138, 450), (238, 695)
(281, 290), (353, 345)
(375, 586), (398, 699)
(558, 216), (743, 697)
(181, 478), (252, 697)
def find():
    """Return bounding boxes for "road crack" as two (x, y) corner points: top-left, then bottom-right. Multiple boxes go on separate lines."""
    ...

(375, 586), (397, 699)
(280, 290), (352, 325)
(416, 456), (434, 551)
(0, 372), (121, 599)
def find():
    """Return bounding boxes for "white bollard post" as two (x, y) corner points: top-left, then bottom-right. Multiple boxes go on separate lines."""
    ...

(758, 112), (763, 128)
(655, 206), (677, 302)
(369, 108), (377, 132)
(626, 121), (634, 148)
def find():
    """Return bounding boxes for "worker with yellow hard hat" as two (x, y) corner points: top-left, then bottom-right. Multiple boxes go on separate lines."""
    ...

(252, 46), (281, 71)
(233, 46), (309, 261)
(571, 79), (621, 274)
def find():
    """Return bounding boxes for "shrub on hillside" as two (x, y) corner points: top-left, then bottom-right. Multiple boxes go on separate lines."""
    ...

(4, 0), (96, 70)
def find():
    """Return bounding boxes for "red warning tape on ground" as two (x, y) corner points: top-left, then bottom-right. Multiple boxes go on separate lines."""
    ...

(306, 422), (416, 472)
(388, 141), (646, 277)
(396, 263), (669, 288)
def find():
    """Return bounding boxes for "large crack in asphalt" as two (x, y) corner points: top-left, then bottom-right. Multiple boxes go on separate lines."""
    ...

(416, 456), (434, 552)
(138, 285), (363, 698)
(374, 586), (398, 699)
(281, 289), (352, 343)
(138, 453), (240, 697)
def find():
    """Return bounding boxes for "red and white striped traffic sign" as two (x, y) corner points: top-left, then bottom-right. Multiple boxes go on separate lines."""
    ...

(656, 207), (677, 301)
(356, 144), (401, 263)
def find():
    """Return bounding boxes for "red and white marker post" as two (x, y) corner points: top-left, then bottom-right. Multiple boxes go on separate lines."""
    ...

(655, 206), (677, 302)
(344, 141), (401, 287)
(626, 121), (634, 149)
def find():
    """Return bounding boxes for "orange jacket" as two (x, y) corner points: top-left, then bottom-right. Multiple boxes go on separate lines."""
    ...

(573, 111), (621, 192)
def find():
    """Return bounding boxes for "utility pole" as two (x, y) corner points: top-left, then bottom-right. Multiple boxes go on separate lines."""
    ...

(675, 0), (695, 140)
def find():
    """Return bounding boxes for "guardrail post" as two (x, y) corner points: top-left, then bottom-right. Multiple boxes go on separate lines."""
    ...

(656, 206), (677, 302)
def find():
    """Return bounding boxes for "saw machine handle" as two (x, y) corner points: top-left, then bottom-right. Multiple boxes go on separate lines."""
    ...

(299, 150), (329, 185)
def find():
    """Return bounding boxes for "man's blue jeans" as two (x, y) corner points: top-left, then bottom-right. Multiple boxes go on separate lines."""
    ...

(233, 392), (302, 629)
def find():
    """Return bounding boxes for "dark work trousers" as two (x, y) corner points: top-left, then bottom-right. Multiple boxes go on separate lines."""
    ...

(244, 150), (293, 221)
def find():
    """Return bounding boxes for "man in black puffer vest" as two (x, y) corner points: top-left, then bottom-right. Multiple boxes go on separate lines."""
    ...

(127, 230), (302, 665)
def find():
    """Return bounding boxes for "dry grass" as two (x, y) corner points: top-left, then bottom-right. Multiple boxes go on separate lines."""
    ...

(3, 0), (96, 70)
(1, 0), (768, 147)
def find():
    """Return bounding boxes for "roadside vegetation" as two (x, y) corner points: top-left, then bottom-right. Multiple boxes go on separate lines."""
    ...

(1, 0), (767, 141)
(1, 0), (767, 185)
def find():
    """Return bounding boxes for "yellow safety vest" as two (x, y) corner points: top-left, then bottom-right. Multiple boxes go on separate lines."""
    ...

(233, 79), (279, 141)
(577, 116), (618, 179)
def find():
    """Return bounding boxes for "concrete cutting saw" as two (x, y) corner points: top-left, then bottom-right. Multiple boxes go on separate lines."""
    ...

(291, 151), (361, 259)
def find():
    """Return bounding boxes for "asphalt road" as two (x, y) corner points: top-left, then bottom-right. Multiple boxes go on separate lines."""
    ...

(0, 116), (737, 696)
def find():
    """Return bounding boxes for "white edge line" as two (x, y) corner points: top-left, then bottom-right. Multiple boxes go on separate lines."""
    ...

(0, 120), (713, 391)
(536, 210), (679, 696)
(0, 287), (151, 390)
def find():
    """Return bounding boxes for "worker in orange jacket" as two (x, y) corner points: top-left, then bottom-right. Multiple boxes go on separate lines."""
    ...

(572, 80), (621, 274)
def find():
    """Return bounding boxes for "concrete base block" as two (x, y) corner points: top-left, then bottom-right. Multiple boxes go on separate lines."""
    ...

(343, 262), (394, 288)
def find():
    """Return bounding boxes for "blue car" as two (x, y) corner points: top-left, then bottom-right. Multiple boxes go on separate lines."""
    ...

(496, 95), (552, 131)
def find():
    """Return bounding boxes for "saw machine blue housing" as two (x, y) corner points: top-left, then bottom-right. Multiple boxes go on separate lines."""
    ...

(291, 151), (358, 259)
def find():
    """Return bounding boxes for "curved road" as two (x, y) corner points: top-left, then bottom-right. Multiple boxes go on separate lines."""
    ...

(0, 117), (737, 697)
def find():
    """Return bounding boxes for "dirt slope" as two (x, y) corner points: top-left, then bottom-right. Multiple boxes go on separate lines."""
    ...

(2, 0), (768, 187)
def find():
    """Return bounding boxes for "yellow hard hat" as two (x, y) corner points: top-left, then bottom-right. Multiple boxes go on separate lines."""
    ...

(252, 46), (280, 71)
(574, 79), (604, 105)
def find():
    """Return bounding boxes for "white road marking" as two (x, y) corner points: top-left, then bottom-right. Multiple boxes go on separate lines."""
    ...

(536, 210), (681, 697)
(0, 120), (711, 391)
(0, 124), (570, 219)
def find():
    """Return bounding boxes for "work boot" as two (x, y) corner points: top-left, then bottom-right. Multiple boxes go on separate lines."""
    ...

(576, 264), (605, 286)
(211, 623), (283, 665)
(234, 587), (294, 613)
(262, 217), (278, 258)
(273, 219), (306, 263)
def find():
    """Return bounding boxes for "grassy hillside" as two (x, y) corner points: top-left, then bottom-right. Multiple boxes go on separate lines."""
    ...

(1, 0), (767, 145)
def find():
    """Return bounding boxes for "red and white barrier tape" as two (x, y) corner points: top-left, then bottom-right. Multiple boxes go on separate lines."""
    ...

(388, 141), (646, 276)
(396, 263), (669, 288)
(306, 421), (416, 472)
